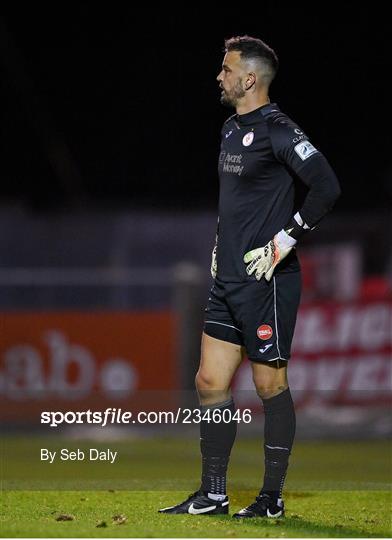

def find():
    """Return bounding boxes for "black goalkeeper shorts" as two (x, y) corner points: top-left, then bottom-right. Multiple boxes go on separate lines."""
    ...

(203, 271), (301, 363)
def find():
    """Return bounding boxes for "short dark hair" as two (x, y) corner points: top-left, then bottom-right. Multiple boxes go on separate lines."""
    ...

(224, 35), (279, 84)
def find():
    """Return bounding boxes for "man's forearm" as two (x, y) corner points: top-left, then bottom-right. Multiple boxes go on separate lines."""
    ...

(288, 155), (341, 239)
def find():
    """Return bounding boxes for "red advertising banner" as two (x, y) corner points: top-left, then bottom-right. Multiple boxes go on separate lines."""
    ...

(235, 300), (392, 408)
(1, 302), (391, 424)
(0, 311), (177, 423)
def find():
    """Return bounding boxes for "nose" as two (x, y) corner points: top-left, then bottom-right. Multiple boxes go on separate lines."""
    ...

(216, 70), (223, 83)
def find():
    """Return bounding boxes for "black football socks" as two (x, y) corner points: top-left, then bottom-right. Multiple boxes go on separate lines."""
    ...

(200, 398), (237, 497)
(261, 388), (296, 501)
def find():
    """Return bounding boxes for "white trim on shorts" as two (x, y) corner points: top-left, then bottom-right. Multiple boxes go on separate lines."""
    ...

(205, 320), (243, 332)
(273, 276), (282, 359)
(264, 356), (288, 362)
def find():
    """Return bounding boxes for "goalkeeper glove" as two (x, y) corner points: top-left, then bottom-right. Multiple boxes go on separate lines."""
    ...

(243, 229), (297, 282)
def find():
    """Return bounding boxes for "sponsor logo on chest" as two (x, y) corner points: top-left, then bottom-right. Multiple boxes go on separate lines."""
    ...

(222, 153), (244, 176)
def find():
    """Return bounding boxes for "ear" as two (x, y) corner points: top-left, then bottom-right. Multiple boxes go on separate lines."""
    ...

(245, 72), (256, 90)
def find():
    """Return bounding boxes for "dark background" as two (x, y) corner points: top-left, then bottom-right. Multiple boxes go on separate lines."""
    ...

(0, 5), (390, 212)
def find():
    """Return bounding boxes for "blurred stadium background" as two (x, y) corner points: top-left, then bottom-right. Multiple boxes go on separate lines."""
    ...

(0, 6), (391, 489)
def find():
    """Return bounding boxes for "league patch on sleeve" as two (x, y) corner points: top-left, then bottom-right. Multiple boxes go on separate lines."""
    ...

(294, 140), (319, 161)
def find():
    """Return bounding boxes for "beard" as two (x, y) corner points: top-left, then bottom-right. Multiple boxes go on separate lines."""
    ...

(220, 78), (245, 108)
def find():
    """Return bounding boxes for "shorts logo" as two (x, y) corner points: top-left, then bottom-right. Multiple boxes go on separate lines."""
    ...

(257, 324), (273, 340)
(242, 132), (254, 146)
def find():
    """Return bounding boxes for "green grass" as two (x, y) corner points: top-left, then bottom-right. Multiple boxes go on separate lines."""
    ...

(2, 436), (391, 490)
(1, 436), (391, 537)
(1, 490), (391, 537)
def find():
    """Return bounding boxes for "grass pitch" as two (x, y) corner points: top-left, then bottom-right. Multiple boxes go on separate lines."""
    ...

(1, 436), (391, 537)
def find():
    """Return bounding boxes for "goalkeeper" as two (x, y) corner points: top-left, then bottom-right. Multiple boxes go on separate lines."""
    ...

(159, 35), (340, 518)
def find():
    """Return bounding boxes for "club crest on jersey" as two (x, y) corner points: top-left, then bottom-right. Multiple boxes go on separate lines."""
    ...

(257, 324), (273, 340)
(242, 132), (254, 146)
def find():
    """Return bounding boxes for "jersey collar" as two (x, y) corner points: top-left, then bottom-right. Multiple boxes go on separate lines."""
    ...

(236, 103), (279, 126)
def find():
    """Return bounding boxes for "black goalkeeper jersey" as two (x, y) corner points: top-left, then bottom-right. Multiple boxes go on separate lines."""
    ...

(217, 102), (337, 282)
